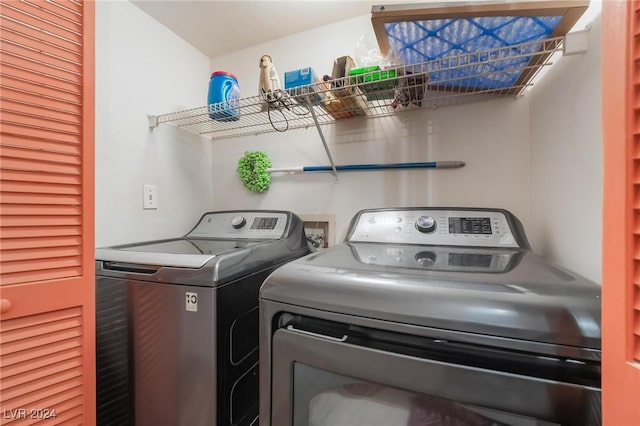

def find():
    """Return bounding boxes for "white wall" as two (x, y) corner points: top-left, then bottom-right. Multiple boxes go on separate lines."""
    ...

(529, 15), (603, 283)
(210, 12), (603, 283)
(108, 5), (602, 282)
(95, 1), (214, 247)
(210, 15), (532, 242)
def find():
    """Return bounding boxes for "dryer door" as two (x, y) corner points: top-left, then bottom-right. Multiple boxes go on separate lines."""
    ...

(270, 316), (601, 426)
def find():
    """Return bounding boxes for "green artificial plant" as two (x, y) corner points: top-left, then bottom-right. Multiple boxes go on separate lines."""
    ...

(237, 151), (272, 192)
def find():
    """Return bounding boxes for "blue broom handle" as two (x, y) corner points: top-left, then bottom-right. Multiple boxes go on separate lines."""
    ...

(302, 161), (465, 172)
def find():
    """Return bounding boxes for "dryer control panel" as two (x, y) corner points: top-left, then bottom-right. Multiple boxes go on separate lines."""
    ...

(188, 211), (289, 239)
(348, 208), (523, 248)
(351, 244), (520, 273)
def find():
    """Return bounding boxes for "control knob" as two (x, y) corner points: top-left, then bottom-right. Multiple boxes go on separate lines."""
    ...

(231, 216), (246, 229)
(415, 215), (436, 233)
(415, 251), (437, 268)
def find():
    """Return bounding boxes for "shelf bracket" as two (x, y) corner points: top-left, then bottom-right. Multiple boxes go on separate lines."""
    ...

(306, 96), (338, 178)
(148, 114), (159, 128)
(563, 28), (589, 56)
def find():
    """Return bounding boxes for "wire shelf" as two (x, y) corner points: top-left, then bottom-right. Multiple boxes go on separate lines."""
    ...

(150, 37), (564, 140)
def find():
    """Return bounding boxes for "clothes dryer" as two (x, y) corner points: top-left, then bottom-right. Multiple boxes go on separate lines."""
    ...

(260, 207), (600, 426)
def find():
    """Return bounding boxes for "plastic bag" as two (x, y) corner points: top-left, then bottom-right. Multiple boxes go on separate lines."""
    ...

(354, 35), (403, 69)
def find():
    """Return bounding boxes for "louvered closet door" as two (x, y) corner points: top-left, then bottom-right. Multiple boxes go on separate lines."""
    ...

(0, 0), (95, 424)
(602, 0), (640, 425)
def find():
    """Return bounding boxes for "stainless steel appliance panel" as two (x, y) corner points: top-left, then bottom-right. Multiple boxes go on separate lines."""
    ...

(130, 279), (217, 426)
(260, 243), (601, 352)
(96, 276), (131, 425)
(270, 319), (600, 426)
(97, 270), (273, 426)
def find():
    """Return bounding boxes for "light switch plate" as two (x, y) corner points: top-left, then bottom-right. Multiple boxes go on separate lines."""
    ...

(143, 184), (158, 209)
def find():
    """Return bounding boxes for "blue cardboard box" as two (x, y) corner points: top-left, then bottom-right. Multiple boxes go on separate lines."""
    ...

(284, 67), (325, 105)
(284, 67), (319, 89)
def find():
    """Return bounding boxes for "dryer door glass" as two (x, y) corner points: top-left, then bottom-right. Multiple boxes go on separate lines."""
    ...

(270, 317), (601, 426)
(293, 363), (554, 426)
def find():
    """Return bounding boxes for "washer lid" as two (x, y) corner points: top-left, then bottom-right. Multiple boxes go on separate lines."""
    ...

(95, 210), (311, 286)
(260, 242), (601, 351)
(96, 238), (263, 269)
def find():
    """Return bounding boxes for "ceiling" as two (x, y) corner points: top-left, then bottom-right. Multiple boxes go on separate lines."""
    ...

(131, 1), (600, 59)
(131, 0), (414, 58)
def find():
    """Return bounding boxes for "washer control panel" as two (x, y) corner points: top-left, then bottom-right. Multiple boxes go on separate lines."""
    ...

(188, 212), (288, 239)
(349, 209), (520, 248)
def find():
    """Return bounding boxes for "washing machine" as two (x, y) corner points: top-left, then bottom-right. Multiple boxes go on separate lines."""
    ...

(95, 210), (310, 426)
(260, 207), (601, 426)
